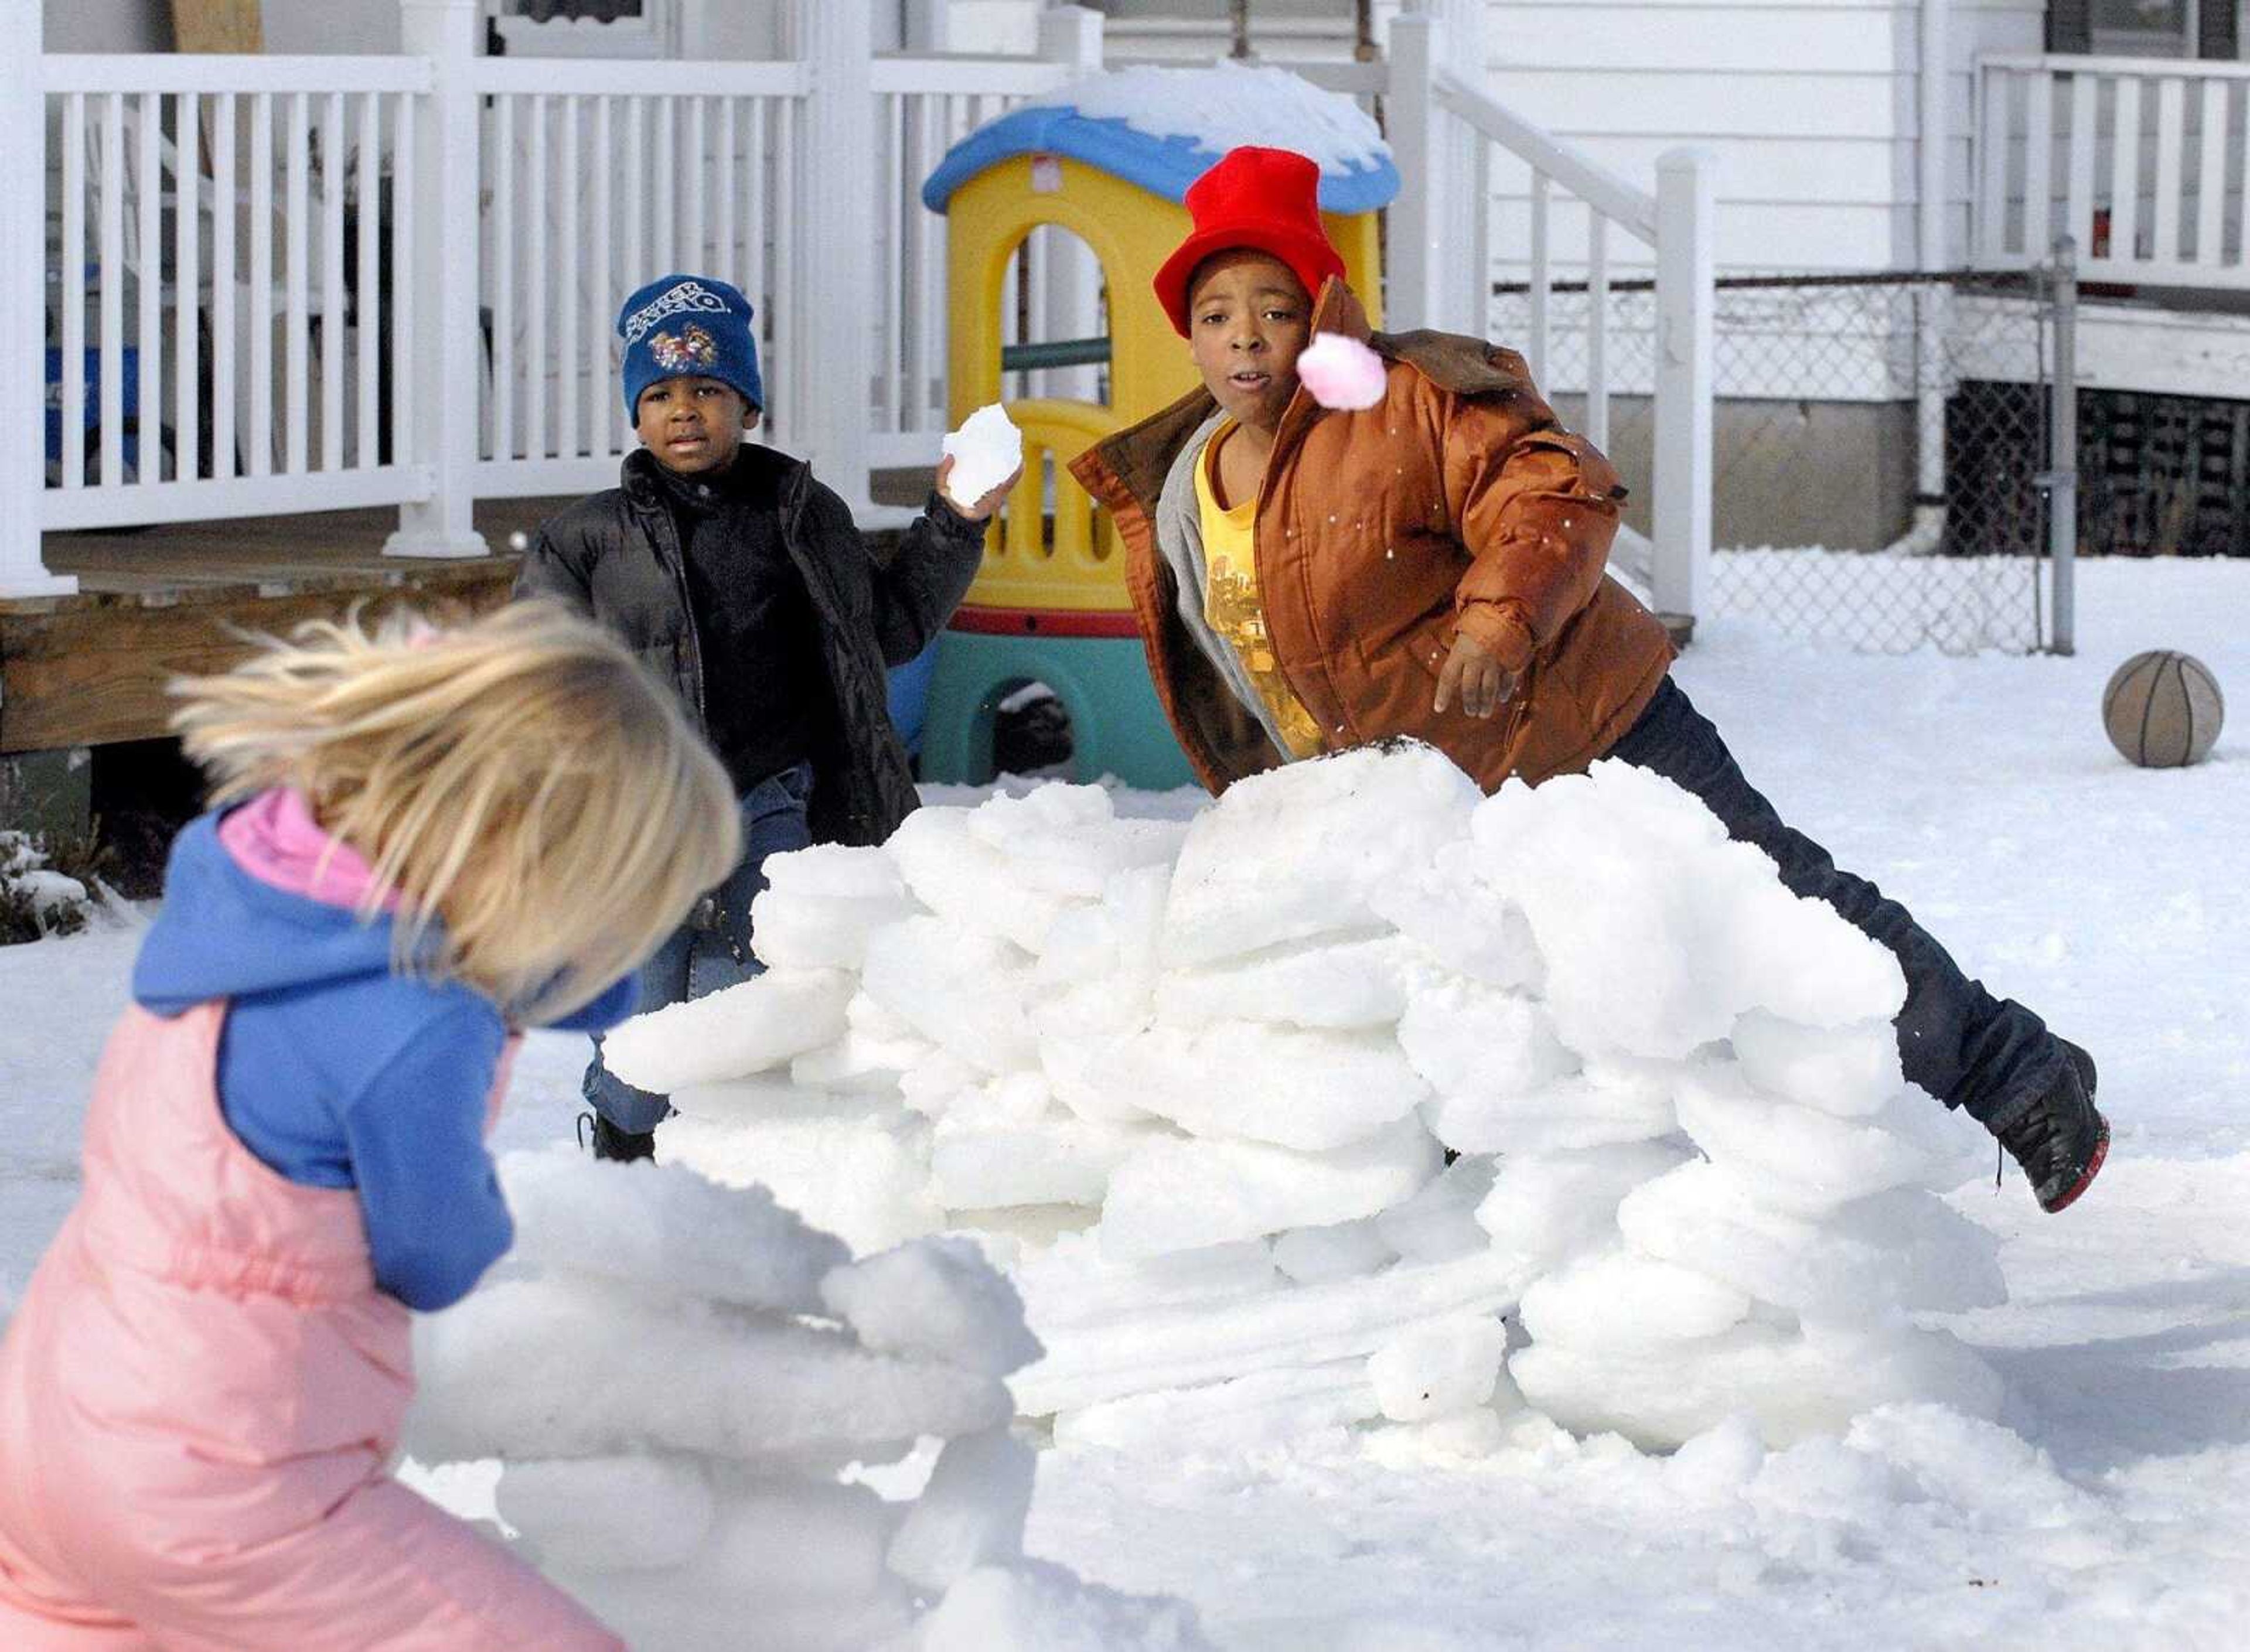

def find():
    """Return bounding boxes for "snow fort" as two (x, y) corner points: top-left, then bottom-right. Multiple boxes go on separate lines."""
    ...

(596, 743), (2009, 1461)
(406, 1150), (1210, 1651)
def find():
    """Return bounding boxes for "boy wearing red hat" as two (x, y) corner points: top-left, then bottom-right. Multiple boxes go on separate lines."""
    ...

(1069, 145), (2107, 1214)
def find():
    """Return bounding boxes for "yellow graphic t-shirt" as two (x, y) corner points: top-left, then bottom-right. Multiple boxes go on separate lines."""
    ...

(1194, 422), (1325, 759)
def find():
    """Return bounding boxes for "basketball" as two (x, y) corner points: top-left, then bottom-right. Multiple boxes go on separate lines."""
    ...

(2102, 650), (2225, 768)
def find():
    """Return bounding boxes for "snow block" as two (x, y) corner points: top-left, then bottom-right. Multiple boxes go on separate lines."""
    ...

(1616, 1159), (2007, 1319)
(1395, 974), (1577, 1098)
(603, 968), (852, 1091)
(1161, 744), (1478, 968)
(1675, 1064), (1985, 1217)
(1511, 1320), (2005, 1451)
(1368, 1315), (1509, 1422)
(862, 916), (1039, 1076)
(888, 805), (1075, 953)
(1423, 1059), (1676, 1156)
(1367, 841), (1544, 991)
(1098, 1117), (1444, 1261)
(1099, 1020), (1430, 1151)
(822, 1235), (1045, 1379)
(1730, 1009), (1903, 1119)
(500, 1146), (848, 1316)
(1517, 1244), (1754, 1353)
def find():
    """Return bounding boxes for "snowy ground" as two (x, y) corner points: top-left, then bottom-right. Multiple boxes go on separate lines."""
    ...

(4, 557), (2245, 1650)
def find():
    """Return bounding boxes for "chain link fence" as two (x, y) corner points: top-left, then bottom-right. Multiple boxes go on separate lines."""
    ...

(1492, 268), (2067, 655)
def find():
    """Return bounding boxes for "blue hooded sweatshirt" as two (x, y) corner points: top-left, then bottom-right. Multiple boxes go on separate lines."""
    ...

(132, 810), (635, 1311)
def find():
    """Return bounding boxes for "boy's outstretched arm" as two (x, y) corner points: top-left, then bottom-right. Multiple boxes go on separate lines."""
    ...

(1441, 388), (1625, 694)
(863, 458), (1018, 667)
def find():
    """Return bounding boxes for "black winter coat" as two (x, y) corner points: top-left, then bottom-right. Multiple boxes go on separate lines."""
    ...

(515, 445), (985, 847)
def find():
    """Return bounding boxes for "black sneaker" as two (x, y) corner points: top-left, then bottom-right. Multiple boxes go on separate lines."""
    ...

(578, 1110), (656, 1165)
(1996, 1040), (2108, 1213)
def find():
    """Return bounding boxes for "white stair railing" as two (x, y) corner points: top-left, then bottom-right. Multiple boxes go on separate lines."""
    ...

(1389, 12), (1714, 630)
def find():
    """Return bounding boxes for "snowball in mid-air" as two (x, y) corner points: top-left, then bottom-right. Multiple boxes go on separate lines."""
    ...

(1296, 331), (1389, 410)
(942, 403), (1024, 510)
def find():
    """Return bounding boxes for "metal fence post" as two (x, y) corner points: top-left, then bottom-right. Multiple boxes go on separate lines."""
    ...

(2, 2), (77, 598)
(1652, 147), (1715, 635)
(1385, 13), (1440, 333)
(384, 0), (488, 559)
(2047, 234), (2077, 655)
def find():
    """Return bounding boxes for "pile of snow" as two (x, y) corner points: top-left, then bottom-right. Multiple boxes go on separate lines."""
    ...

(408, 1150), (1206, 1651)
(1027, 60), (1388, 176)
(605, 746), (2009, 1453)
(0, 831), (93, 941)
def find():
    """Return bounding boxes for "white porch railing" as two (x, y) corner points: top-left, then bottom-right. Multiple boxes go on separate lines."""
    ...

(1976, 52), (2250, 286)
(7, 0), (1717, 629)
(1388, 13), (1715, 624)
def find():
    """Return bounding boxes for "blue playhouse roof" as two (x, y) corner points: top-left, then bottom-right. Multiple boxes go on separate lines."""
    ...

(920, 103), (1400, 217)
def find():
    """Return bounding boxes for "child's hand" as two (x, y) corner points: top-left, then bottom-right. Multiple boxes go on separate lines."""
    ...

(1433, 632), (1518, 719)
(936, 455), (1023, 523)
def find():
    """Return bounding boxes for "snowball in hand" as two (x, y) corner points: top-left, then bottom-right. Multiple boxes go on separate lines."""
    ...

(1296, 332), (1388, 411)
(941, 404), (1024, 511)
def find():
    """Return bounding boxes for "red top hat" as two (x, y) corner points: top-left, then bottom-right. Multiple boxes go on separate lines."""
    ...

(1153, 146), (1347, 338)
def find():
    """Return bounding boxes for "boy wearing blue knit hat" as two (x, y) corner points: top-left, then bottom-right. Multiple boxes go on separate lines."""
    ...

(518, 274), (1016, 1161)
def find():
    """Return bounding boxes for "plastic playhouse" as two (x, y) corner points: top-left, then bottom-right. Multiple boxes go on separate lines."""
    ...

(915, 64), (1399, 788)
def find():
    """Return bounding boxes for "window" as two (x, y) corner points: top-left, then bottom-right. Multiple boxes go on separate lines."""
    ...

(513, 0), (644, 19)
(493, 0), (677, 59)
(2053, 0), (2240, 59)
(2091, 1), (2194, 57)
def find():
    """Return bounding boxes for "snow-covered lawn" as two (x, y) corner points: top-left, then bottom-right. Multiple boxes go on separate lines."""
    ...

(4, 557), (2244, 1650)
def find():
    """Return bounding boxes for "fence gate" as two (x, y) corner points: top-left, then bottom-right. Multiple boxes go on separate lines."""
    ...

(1498, 262), (2077, 656)
(1697, 266), (2073, 656)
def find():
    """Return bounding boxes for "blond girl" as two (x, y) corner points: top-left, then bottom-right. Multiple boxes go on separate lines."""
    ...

(0, 602), (737, 1650)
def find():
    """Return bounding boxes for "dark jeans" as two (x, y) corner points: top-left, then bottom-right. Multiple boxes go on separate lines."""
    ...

(1606, 678), (2058, 1130)
(582, 761), (815, 1133)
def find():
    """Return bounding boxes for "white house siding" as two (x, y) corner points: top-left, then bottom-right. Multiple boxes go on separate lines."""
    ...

(41, 0), (166, 53)
(1479, 0), (2041, 279)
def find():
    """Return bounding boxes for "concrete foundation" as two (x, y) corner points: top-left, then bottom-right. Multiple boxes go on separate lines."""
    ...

(1554, 397), (1921, 554)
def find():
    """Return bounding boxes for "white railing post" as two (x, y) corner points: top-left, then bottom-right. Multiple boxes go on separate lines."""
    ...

(1651, 146), (1714, 632)
(1427, 0), (1488, 336)
(2, 3), (77, 597)
(794, 0), (876, 513)
(1038, 6), (1104, 404)
(1385, 12), (1441, 332)
(384, 0), (487, 559)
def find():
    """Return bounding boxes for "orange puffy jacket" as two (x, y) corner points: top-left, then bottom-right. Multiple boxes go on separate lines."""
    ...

(1070, 278), (1675, 795)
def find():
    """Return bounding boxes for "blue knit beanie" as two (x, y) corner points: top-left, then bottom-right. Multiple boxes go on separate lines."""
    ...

(616, 273), (763, 417)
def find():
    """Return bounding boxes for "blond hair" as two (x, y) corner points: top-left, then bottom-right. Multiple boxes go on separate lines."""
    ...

(171, 600), (741, 1025)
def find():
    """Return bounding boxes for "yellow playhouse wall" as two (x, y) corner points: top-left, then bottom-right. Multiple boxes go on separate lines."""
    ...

(945, 153), (1383, 613)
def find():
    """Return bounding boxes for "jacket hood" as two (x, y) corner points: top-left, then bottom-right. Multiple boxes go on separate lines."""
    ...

(133, 811), (405, 1016)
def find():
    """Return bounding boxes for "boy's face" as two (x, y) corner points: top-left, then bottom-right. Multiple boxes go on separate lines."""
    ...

(1186, 251), (1312, 434)
(635, 376), (758, 475)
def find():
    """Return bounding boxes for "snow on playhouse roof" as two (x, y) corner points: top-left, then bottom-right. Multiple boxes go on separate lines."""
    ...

(920, 61), (1399, 214)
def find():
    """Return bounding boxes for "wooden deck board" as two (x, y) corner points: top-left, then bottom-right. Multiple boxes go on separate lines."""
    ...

(3, 501), (570, 753)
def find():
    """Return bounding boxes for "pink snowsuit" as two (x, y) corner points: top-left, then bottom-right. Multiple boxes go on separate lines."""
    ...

(0, 998), (623, 1647)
